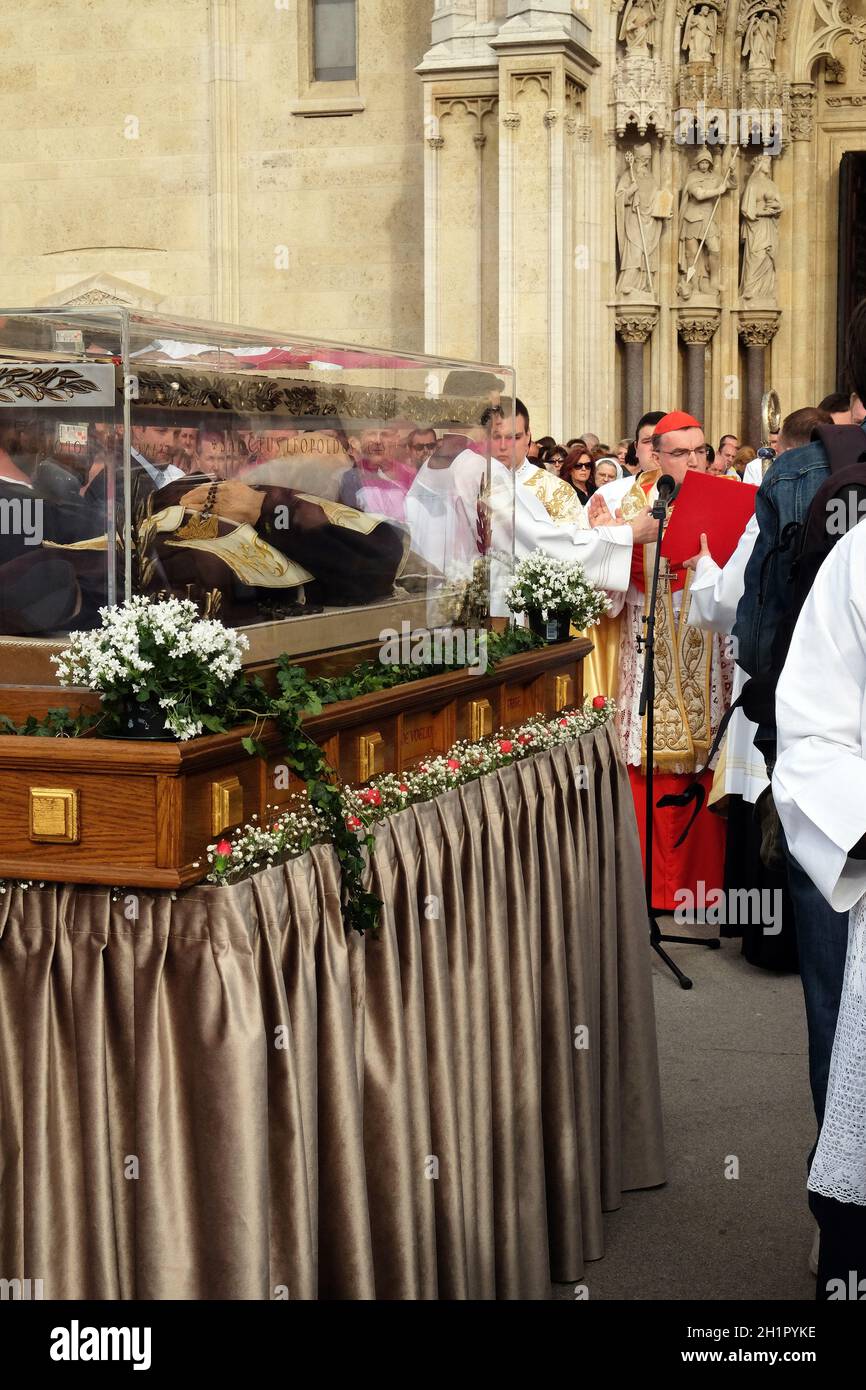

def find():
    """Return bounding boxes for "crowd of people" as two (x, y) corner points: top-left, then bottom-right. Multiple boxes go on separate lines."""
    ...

(538, 332), (866, 1303)
(5, 322), (866, 1299)
(524, 388), (866, 500)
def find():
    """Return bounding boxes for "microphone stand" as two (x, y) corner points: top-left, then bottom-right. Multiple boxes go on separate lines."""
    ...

(637, 485), (720, 990)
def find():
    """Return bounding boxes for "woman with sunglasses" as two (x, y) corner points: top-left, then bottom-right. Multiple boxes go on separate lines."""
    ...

(559, 442), (595, 504)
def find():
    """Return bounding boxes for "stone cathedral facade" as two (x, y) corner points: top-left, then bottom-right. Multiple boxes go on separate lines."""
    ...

(2, 0), (866, 442)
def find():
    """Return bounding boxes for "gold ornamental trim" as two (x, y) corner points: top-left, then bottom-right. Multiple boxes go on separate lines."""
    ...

(132, 367), (494, 428)
(619, 469), (661, 521)
(639, 561), (713, 774)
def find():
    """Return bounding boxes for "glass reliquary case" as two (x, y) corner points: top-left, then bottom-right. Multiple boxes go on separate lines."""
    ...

(0, 308), (518, 687)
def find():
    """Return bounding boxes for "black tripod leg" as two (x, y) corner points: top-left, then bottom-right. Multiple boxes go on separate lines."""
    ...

(651, 937), (694, 989)
(649, 912), (694, 989)
(660, 930), (722, 949)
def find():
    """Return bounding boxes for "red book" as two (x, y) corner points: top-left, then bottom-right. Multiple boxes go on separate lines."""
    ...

(660, 470), (759, 570)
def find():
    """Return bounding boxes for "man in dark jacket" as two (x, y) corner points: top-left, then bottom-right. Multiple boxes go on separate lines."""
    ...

(0, 414), (106, 634)
(733, 302), (866, 1142)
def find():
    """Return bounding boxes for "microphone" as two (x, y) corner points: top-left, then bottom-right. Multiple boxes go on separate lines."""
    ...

(652, 473), (677, 519)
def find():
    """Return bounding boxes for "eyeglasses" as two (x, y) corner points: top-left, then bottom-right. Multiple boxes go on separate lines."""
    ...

(660, 445), (708, 461)
(410, 441), (436, 454)
(574, 461), (591, 469)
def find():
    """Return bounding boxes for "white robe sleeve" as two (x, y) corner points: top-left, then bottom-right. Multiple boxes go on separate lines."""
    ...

(490, 471), (635, 593)
(687, 514), (759, 634)
(513, 504), (633, 591)
(743, 457), (764, 488)
(773, 525), (866, 910)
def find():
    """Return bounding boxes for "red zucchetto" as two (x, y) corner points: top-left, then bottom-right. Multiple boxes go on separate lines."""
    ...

(653, 410), (702, 435)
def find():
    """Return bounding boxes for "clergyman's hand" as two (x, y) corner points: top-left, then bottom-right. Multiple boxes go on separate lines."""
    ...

(682, 531), (712, 571)
(627, 506), (660, 546)
(182, 481), (265, 526)
(587, 492), (615, 528)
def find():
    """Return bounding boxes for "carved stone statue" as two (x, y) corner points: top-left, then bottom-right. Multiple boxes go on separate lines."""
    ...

(615, 145), (671, 298)
(677, 147), (739, 299)
(682, 5), (718, 63)
(739, 153), (783, 301)
(618, 0), (659, 57)
(742, 10), (779, 70)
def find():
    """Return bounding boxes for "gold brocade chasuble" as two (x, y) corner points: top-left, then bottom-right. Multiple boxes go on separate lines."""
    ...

(518, 462), (583, 522)
(619, 470), (714, 774)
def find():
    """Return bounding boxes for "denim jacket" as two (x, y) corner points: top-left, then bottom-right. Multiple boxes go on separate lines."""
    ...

(734, 440), (832, 684)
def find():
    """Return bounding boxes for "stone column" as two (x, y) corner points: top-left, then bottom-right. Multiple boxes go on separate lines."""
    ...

(738, 312), (780, 447)
(423, 128), (445, 356)
(677, 311), (719, 425)
(616, 308), (658, 437)
(789, 83), (817, 409)
(208, 0), (241, 321)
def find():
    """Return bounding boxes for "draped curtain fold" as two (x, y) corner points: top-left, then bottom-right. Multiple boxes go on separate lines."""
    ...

(0, 723), (665, 1300)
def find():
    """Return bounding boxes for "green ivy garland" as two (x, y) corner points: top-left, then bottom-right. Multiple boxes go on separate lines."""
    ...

(0, 626), (542, 936)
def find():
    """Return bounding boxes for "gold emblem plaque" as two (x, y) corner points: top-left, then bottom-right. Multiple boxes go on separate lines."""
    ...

(358, 732), (385, 781)
(211, 776), (244, 835)
(468, 699), (493, 740)
(554, 675), (574, 710)
(29, 788), (80, 843)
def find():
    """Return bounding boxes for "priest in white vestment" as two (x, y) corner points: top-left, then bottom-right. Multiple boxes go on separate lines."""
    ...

(774, 521), (866, 1295)
(405, 402), (657, 616)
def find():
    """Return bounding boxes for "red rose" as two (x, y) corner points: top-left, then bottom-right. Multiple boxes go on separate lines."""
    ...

(499, 739), (513, 754)
(559, 718), (569, 727)
(216, 839), (232, 857)
(398, 784), (409, 793)
(592, 696), (607, 710)
(518, 734), (532, 745)
(346, 815), (362, 831)
(447, 758), (460, 771)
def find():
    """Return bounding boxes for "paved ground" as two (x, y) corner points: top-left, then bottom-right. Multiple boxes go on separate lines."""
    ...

(555, 929), (817, 1301)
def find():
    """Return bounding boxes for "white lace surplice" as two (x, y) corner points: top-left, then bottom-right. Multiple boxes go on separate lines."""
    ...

(809, 897), (866, 1205)
(774, 525), (866, 1206)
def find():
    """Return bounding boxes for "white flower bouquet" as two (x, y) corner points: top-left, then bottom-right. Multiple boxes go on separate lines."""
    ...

(504, 552), (611, 629)
(52, 596), (250, 741)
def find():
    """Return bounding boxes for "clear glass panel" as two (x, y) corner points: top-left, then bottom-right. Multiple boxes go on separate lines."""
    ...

(0, 308), (517, 668)
(313, 0), (357, 82)
(0, 309), (122, 643)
